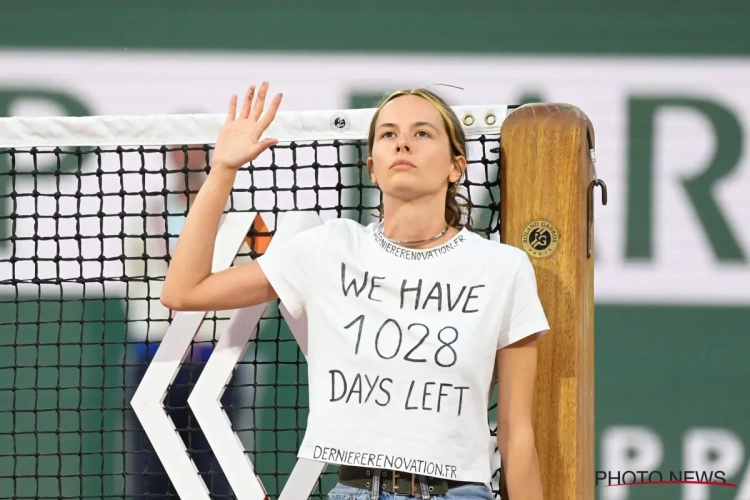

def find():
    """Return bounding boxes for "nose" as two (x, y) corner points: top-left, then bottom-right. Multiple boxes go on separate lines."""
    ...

(396, 135), (411, 153)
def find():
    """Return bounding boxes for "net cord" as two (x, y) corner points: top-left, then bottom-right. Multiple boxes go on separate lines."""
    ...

(0, 105), (509, 148)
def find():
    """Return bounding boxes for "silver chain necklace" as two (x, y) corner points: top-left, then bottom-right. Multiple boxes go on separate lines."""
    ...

(378, 221), (450, 246)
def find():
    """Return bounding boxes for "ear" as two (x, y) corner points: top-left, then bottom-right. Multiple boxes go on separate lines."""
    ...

(367, 157), (377, 184)
(449, 156), (467, 184)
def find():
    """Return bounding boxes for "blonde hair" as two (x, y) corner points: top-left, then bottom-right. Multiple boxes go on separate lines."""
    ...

(367, 89), (473, 229)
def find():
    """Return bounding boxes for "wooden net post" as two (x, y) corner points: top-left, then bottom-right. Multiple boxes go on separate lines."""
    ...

(498, 103), (596, 500)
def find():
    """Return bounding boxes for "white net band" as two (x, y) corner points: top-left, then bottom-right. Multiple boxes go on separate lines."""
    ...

(0, 105), (510, 148)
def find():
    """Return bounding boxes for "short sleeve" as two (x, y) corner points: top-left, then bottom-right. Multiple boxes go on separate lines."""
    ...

(256, 225), (321, 319)
(496, 252), (550, 350)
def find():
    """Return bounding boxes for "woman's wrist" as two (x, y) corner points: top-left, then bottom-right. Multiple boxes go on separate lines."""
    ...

(209, 163), (239, 181)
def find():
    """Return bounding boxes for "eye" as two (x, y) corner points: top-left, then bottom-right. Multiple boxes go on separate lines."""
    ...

(380, 131), (395, 139)
(416, 130), (431, 138)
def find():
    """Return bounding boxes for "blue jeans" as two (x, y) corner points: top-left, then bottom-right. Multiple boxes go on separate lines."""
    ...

(326, 482), (495, 500)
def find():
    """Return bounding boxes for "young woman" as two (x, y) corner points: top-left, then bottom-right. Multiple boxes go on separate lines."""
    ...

(161, 82), (549, 500)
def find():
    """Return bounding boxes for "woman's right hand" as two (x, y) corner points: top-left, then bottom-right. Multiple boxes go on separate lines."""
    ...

(160, 82), (283, 312)
(212, 82), (283, 172)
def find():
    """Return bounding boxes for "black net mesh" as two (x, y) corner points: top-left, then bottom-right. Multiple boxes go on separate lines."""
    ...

(0, 135), (503, 500)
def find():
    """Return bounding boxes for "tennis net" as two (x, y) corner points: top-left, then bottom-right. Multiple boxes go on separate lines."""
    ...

(0, 104), (509, 499)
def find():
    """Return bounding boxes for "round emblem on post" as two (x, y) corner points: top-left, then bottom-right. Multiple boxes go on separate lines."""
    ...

(521, 219), (560, 259)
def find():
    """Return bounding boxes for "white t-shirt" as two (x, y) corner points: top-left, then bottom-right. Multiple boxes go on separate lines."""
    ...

(256, 218), (550, 484)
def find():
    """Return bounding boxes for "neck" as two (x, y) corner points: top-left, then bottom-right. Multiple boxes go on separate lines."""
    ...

(380, 194), (459, 249)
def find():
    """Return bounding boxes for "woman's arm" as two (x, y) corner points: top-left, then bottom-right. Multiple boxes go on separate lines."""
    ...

(496, 333), (544, 500)
(161, 82), (283, 312)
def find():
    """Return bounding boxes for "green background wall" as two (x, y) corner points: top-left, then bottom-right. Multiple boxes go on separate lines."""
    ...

(1, 0), (749, 55)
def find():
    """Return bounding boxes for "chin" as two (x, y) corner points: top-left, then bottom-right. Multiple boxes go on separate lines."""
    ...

(381, 182), (432, 202)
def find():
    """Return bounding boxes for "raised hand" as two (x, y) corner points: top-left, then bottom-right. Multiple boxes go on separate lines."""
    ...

(212, 82), (283, 171)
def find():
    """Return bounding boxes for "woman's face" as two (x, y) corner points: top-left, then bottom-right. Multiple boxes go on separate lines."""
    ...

(368, 95), (463, 203)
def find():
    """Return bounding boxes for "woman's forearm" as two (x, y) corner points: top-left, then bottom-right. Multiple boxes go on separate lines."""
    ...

(162, 167), (236, 301)
(499, 431), (544, 500)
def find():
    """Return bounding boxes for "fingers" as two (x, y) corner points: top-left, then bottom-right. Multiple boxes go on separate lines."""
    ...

(257, 93), (283, 131)
(240, 85), (255, 120)
(260, 138), (279, 149)
(247, 138), (279, 161)
(256, 138), (279, 151)
(225, 94), (238, 123)
(249, 82), (269, 121)
(228, 83), (280, 141)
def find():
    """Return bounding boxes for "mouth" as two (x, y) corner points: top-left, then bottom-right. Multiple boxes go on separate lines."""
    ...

(390, 160), (416, 170)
